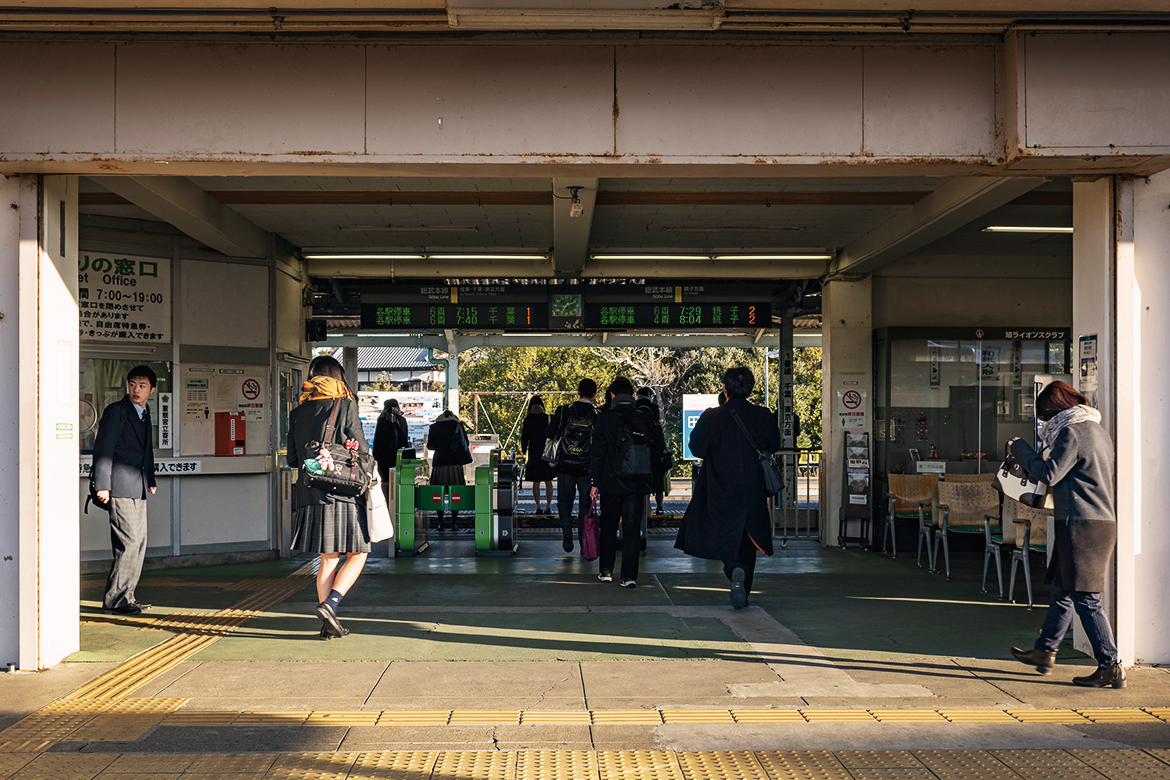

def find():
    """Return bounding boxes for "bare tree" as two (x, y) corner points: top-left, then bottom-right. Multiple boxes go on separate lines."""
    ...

(594, 346), (699, 420)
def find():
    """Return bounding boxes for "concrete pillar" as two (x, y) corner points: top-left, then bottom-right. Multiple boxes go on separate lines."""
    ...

(342, 346), (358, 391)
(820, 278), (873, 547)
(445, 332), (460, 416)
(0, 175), (80, 670)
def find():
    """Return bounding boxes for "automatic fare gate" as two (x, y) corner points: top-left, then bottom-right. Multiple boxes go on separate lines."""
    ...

(393, 451), (518, 557)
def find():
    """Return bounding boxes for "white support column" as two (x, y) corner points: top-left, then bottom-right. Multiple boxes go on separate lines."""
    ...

(445, 331), (460, 417)
(1, 174), (80, 670)
(820, 279), (873, 547)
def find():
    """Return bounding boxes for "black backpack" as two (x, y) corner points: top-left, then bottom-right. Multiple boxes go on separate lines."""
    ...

(556, 405), (595, 470)
(614, 409), (653, 478)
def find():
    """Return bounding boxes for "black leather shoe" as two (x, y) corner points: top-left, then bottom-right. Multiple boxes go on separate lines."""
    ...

(318, 624), (350, 641)
(562, 528), (574, 553)
(730, 568), (748, 610)
(1073, 662), (1127, 689)
(1011, 646), (1056, 674)
(104, 603), (147, 616)
(314, 602), (346, 637)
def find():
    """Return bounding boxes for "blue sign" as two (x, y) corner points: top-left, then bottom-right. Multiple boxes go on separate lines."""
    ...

(682, 409), (704, 460)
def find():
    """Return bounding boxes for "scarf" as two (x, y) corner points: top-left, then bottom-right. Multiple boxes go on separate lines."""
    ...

(299, 375), (353, 404)
(1039, 403), (1101, 448)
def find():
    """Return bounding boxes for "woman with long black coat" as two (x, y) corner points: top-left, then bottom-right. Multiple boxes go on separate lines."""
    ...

(520, 395), (555, 514)
(1008, 380), (1124, 688)
(287, 355), (371, 640)
(675, 367), (781, 609)
(427, 409), (473, 533)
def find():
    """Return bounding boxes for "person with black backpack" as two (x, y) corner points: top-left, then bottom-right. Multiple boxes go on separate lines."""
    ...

(427, 409), (473, 533)
(546, 378), (598, 553)
(590, 377), (668, 588)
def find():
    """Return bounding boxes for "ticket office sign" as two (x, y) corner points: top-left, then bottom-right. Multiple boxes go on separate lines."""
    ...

(78, 253), (171, 343)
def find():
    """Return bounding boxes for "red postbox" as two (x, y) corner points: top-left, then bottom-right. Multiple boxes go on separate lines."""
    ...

(215, 412), (246, 456)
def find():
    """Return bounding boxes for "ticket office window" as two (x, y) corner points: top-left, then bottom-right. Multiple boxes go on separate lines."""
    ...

(874, 329), (1070, 477)
(80, 359), (173, 454)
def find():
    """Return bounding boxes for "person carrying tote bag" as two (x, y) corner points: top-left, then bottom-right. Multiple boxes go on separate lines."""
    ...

(1006, 381), (1125, 689)
(287, 355), (372, 641)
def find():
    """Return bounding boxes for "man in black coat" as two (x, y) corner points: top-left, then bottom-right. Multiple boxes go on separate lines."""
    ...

(546, 378), (598, 553)
(675, 366), (781, 609)
(92, 365), (158, 616)
(589, 377), (667, 587)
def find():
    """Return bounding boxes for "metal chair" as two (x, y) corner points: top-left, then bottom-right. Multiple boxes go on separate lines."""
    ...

(1009, 503), (1051, 609)
(883, 474), (939, 564)
(931, 481), (1001, 579)
(982, 497), (1021, 598)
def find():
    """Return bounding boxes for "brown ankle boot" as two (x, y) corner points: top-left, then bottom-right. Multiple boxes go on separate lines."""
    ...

(1073, 662), (1127, 689)
(1011, 646), (1057, 674)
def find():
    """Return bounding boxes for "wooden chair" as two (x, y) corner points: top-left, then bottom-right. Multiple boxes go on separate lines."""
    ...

(932, 482), (1001, 579)
(1009, 502), (1051, 609)
(883, 474), (939, 566)
(943, 473), (996, 484)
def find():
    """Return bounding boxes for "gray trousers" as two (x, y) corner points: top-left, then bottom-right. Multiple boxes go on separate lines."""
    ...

(104, 497), (148, 609)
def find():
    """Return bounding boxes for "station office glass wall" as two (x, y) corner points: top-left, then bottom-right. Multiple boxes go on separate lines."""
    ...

(874, 328), (1071, 485)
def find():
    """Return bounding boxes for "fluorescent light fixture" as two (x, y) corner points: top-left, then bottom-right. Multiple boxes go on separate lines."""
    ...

(983, 226), (1074, 233)
(339, 225), (480, 233)
(714, 254), (833, 261)
(591, 254), (709, 261)
(303, 253), (425, 260)
(430, 254), (549, 260)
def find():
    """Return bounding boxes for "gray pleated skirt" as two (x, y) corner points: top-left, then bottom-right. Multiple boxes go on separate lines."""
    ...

(291, 501), (371, 554)
(430, 464), (466, 486)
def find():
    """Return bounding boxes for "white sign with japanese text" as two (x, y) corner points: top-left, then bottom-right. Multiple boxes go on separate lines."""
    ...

(78, 253), (171, 343)
(836, 388), (868, 430)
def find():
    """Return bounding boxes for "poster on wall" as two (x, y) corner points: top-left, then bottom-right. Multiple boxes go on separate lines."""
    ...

(356, 391), (445, 451)
(836, 389), (867, 430)
(78, 253), (171, 343)
(1079, 334), (1099, 408)
(179, 365), (268, 455)
(980, 347), (1000, 380)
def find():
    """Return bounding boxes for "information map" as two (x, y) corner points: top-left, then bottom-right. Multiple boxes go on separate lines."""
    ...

(360, 282), (772, 332)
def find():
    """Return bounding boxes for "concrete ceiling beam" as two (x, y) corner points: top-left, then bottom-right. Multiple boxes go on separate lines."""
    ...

(829, 176), (1048, 278)
(97, 177), (268, 259)
(551, 177), (598, 277)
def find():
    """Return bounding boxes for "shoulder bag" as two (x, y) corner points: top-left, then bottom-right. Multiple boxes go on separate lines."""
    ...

(729, 409), (785, 498)
(303, 399), (376, 497)
(992, 443), (1053, 509)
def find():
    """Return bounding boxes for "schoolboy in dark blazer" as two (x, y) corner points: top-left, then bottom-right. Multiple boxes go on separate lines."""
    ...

(92, 365), (158, 615)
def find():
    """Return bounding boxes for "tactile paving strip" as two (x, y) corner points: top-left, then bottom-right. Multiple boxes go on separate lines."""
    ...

(731, 709), (806, 723)
(518, 711), (593, 725)
(263, 752), (359, 780)
(938, 710), (1018, 723)
(869, 710), (948, 723)
(448, 710), (521, 726)
(160, 711), (240, 726)
(350, 750), (438, 780)
(591, 710), (665, 725)
(676, 750), (768, 780)
(515, 750), (597, 780)
(596, 750), (684, 780)
(304, 711), (380, 727)
(1007, 710), (1091, 723)
(185, 753), (280, 773)
(433, 750), (516, 780)
(5, 752), (118, 780)
(754, 751), (853, 780)
(376, 711), (451, 726)
(233, 711), (311, 726)
(661, 709), (735, 724)
(836, 751), (924, 769)
(103, 753), (199, 773)
(68, 698), (188, 742)
(1076, 709), (1163, 723)
(0, 754), (37, 777)
(801, 710), (877, 722)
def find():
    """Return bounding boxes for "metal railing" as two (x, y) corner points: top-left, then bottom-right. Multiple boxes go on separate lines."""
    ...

(773, 448), (821, 547)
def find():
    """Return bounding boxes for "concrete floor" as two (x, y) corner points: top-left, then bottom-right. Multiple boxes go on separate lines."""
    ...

(3, 535), (1169, 763)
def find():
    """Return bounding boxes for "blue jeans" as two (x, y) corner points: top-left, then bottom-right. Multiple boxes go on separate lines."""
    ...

(1035, 583), (1119, 668)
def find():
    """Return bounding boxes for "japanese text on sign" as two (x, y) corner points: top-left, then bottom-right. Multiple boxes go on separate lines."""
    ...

(78, 254), (171, 343)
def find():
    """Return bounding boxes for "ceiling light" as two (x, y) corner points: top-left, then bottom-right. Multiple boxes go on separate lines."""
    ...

(983, 226), (1074, 233)
(430, 254), (549, 260)
(568, 187), (584, 219)
(590, 254), (709, 261)
(667, 226), (805, 233)
(339, 225), (480, 233)
(713, 254), (833, 261)
(303, 253), (425, 260)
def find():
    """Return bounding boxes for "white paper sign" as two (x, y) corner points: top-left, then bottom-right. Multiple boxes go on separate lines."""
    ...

(836, 388), (867, 430)
(78, 253), (171, 343)
(158, 393), (173, 449)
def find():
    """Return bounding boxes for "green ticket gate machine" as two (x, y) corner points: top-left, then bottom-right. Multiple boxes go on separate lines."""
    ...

(474, 452), (517, 557)
(394, 457), (430, 557)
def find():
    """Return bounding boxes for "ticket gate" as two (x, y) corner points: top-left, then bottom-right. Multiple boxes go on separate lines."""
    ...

(393, 457), (430, 557)
(474, 453), (517, 557)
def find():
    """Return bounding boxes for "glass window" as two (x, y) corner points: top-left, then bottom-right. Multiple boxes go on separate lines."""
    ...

(80, 359), (173, 454)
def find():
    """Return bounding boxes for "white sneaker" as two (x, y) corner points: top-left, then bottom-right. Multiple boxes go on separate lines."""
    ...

(598, 572), (613, 582)
(620, 580), (637, 588)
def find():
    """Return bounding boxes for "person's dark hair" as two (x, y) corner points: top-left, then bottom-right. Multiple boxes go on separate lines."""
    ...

(723, 366), (755, 399)
(308, 355), (356, 396)
(607, 377), (635, 398)
(384, 398), (400, 410)
(1035, 380), (1089, 422)
(527, 394), (545, 414)
(636, 386), (653, 399)
(578, 378), (597, 398)
(127, 364), (157, 389)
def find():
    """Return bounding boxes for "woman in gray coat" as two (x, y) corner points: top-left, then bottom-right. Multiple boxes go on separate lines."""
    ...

(1008, 381), (1124, 688)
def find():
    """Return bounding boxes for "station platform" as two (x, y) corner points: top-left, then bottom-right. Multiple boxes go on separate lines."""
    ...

(3, 538), (1170, 779)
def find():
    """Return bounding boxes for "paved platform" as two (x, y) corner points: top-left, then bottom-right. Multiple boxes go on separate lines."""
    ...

(3, 537), (1169, 778)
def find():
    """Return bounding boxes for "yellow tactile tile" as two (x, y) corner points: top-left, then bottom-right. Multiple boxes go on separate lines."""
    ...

(596, 750), (683, 780)
(518, 711), (593, 725)
(1007, 710), (1091, 724)
(222, 578), (281, 590)
(989, 750), (1086, 767)
(233, 711), (311, 726)
(90, 774), (183, 780)
(304, 711), (380, 727)
(913, 750), (1009, 768)
(185, 753), (279, 773)
(1070, 749), (1170, 770)
(433, 750), (516, 780)
(103, 753), (199, 773)
(1144, 709), (1170, 722)
(676, 750), (768, 780)
(937, 710), (1018, 723)
(661, 709), (735, 724)
(0, 742), (56, 754)
(731, 709), (806, 723)
(590, 710), (664, 725)
(754, 751), (851, 779)
(159, 711), (240, 726)
(447, 710), (521, 726)
(0, 754), (37, 777)
(800, 710), (877, 723)
(869, 710), (948, 723)
(515, 750), (597, 780)
(263, 752), (360, 780)
(835, 751), (922, 769)
(375, 711), (451, 726)
(8, 752), (117, 780)
(349, 750), (438, 780)
(69, 699), (189, 742)
(1004, 769), (1107, 780)
(1075, 709), (1163, 723)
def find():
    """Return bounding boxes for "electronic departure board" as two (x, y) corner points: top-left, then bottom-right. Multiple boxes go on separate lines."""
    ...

(359, 282), (773, 332)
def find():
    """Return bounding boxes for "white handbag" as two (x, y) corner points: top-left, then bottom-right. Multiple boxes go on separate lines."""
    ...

(365, 481), (395, 543)
(992, 444), (1054, 509)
